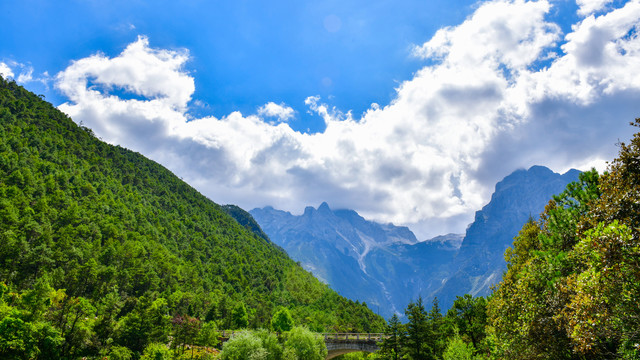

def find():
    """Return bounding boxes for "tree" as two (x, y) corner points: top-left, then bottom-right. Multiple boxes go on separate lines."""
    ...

(0, 312), (37, 359)
(139, 343), (171, 360)
(428, 297), (446, 358)
(196, 321), (219, 348)
(219, 330), (282, 360)
(254, 329), (283, 360)
(379, 313), (404, 360)
(116, 297), (171, 354)
(271, 307), (294, 333)
(562, 221), (637, 355)
(570, 119), (640, 356)
(283, 326), (327, 360)
(446, 295), (487, 350)
(487, 170), (601, 359)
(232, 303), (249, 329)
(405, 297), (432, 360)
(171, 314), (201, 355)
(106, 345), (133, 360)
(442, 333), (475, 360)
(487, 220), (575, 359)
(219, 331), (265, 360)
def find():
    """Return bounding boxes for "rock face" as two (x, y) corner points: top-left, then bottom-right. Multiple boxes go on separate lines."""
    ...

(251, 166), (581, 316)
(432, 166), (581, 308)
(250, 202), (462, 317)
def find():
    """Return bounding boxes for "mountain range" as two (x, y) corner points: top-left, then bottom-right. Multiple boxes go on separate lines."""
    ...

(250, 165), (581, 317)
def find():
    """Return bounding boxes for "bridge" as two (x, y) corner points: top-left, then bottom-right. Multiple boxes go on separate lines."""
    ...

(321, 333), (383, 359)
(220, 331), (384, 359)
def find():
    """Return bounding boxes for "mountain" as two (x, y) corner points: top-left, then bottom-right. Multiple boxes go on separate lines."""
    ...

(250, 203), (463, 317)
(432, 165), (581, 308)
(0, 77), (384, 358)
(251, 166), (580, 317)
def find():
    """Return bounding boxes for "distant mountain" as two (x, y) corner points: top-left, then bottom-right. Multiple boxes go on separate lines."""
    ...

(432, 165), (581, 308)
(250, 203), (463, 317)
(251, 166), (580, 317)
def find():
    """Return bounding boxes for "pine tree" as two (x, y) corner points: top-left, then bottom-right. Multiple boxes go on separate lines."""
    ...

(379, 313), (404, 360)
(405, 296), (432, 360)
(429, 297), (446, 358)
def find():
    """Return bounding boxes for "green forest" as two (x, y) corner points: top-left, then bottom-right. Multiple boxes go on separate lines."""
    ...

(0, 77), (385, 359)
(1, 75), (640, 360)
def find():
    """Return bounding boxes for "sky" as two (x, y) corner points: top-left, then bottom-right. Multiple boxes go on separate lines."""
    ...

(2, 0), (640, 239)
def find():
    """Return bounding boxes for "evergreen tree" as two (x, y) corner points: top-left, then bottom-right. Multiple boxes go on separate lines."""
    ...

(405, 296), (432, 360)
(379, 313), (404, 360)
(428, 297), (446, 358)
(447, 295), (486, 351)
(271, 307), (294, 333)
(232, 303), (249, 329)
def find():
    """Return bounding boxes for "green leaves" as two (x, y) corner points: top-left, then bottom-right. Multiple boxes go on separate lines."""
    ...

(379, 313), (404, 360)
(283, 326), (326, 360)
(447, 295), (487, 351)
(220, 329), (287, 360)
(271, 308), (294, 333)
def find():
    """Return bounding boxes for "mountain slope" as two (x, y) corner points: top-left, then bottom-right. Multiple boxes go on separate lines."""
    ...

(0, 77), (384, 358)
(221, 204), (271, 242)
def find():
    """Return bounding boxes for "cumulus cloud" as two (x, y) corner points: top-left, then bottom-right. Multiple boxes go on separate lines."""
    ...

(257, 102), (295, 122)
(577, 0), (615, 15)
(0, 62), (14, 79)
(55, 1), (640, 238)
(58, 36), (193, 109)
(17, 67), (33, 83)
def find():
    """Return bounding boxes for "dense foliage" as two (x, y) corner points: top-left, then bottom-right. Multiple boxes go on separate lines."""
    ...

(221, 205), (271, 243)
(0, 77), (384, 359)
(487, 120), (640, 359)
(218, 326), (326, 360)
(375, 295), (489, 360)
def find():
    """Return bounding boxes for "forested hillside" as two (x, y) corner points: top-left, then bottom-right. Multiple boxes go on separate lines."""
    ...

(0, 77), (384, 359)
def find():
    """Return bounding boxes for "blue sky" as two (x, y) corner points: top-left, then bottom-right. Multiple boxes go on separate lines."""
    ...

(2, 0), (640, 238)
(2, 0), (478, 133)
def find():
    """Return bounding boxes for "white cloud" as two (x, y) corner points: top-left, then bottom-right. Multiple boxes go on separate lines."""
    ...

(1, 61), (51, 86)
(57, 36), (193, 109)
(0, 62), (14, 79)
(17, 67), (33, 83)
(257, 102), (295, 122)
(577, 0), (614, 15)
(55, 1), (640, 238)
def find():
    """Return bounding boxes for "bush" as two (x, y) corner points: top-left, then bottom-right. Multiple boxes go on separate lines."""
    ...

(140, 343), (171, 360)
(283, 326), (327, 360)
